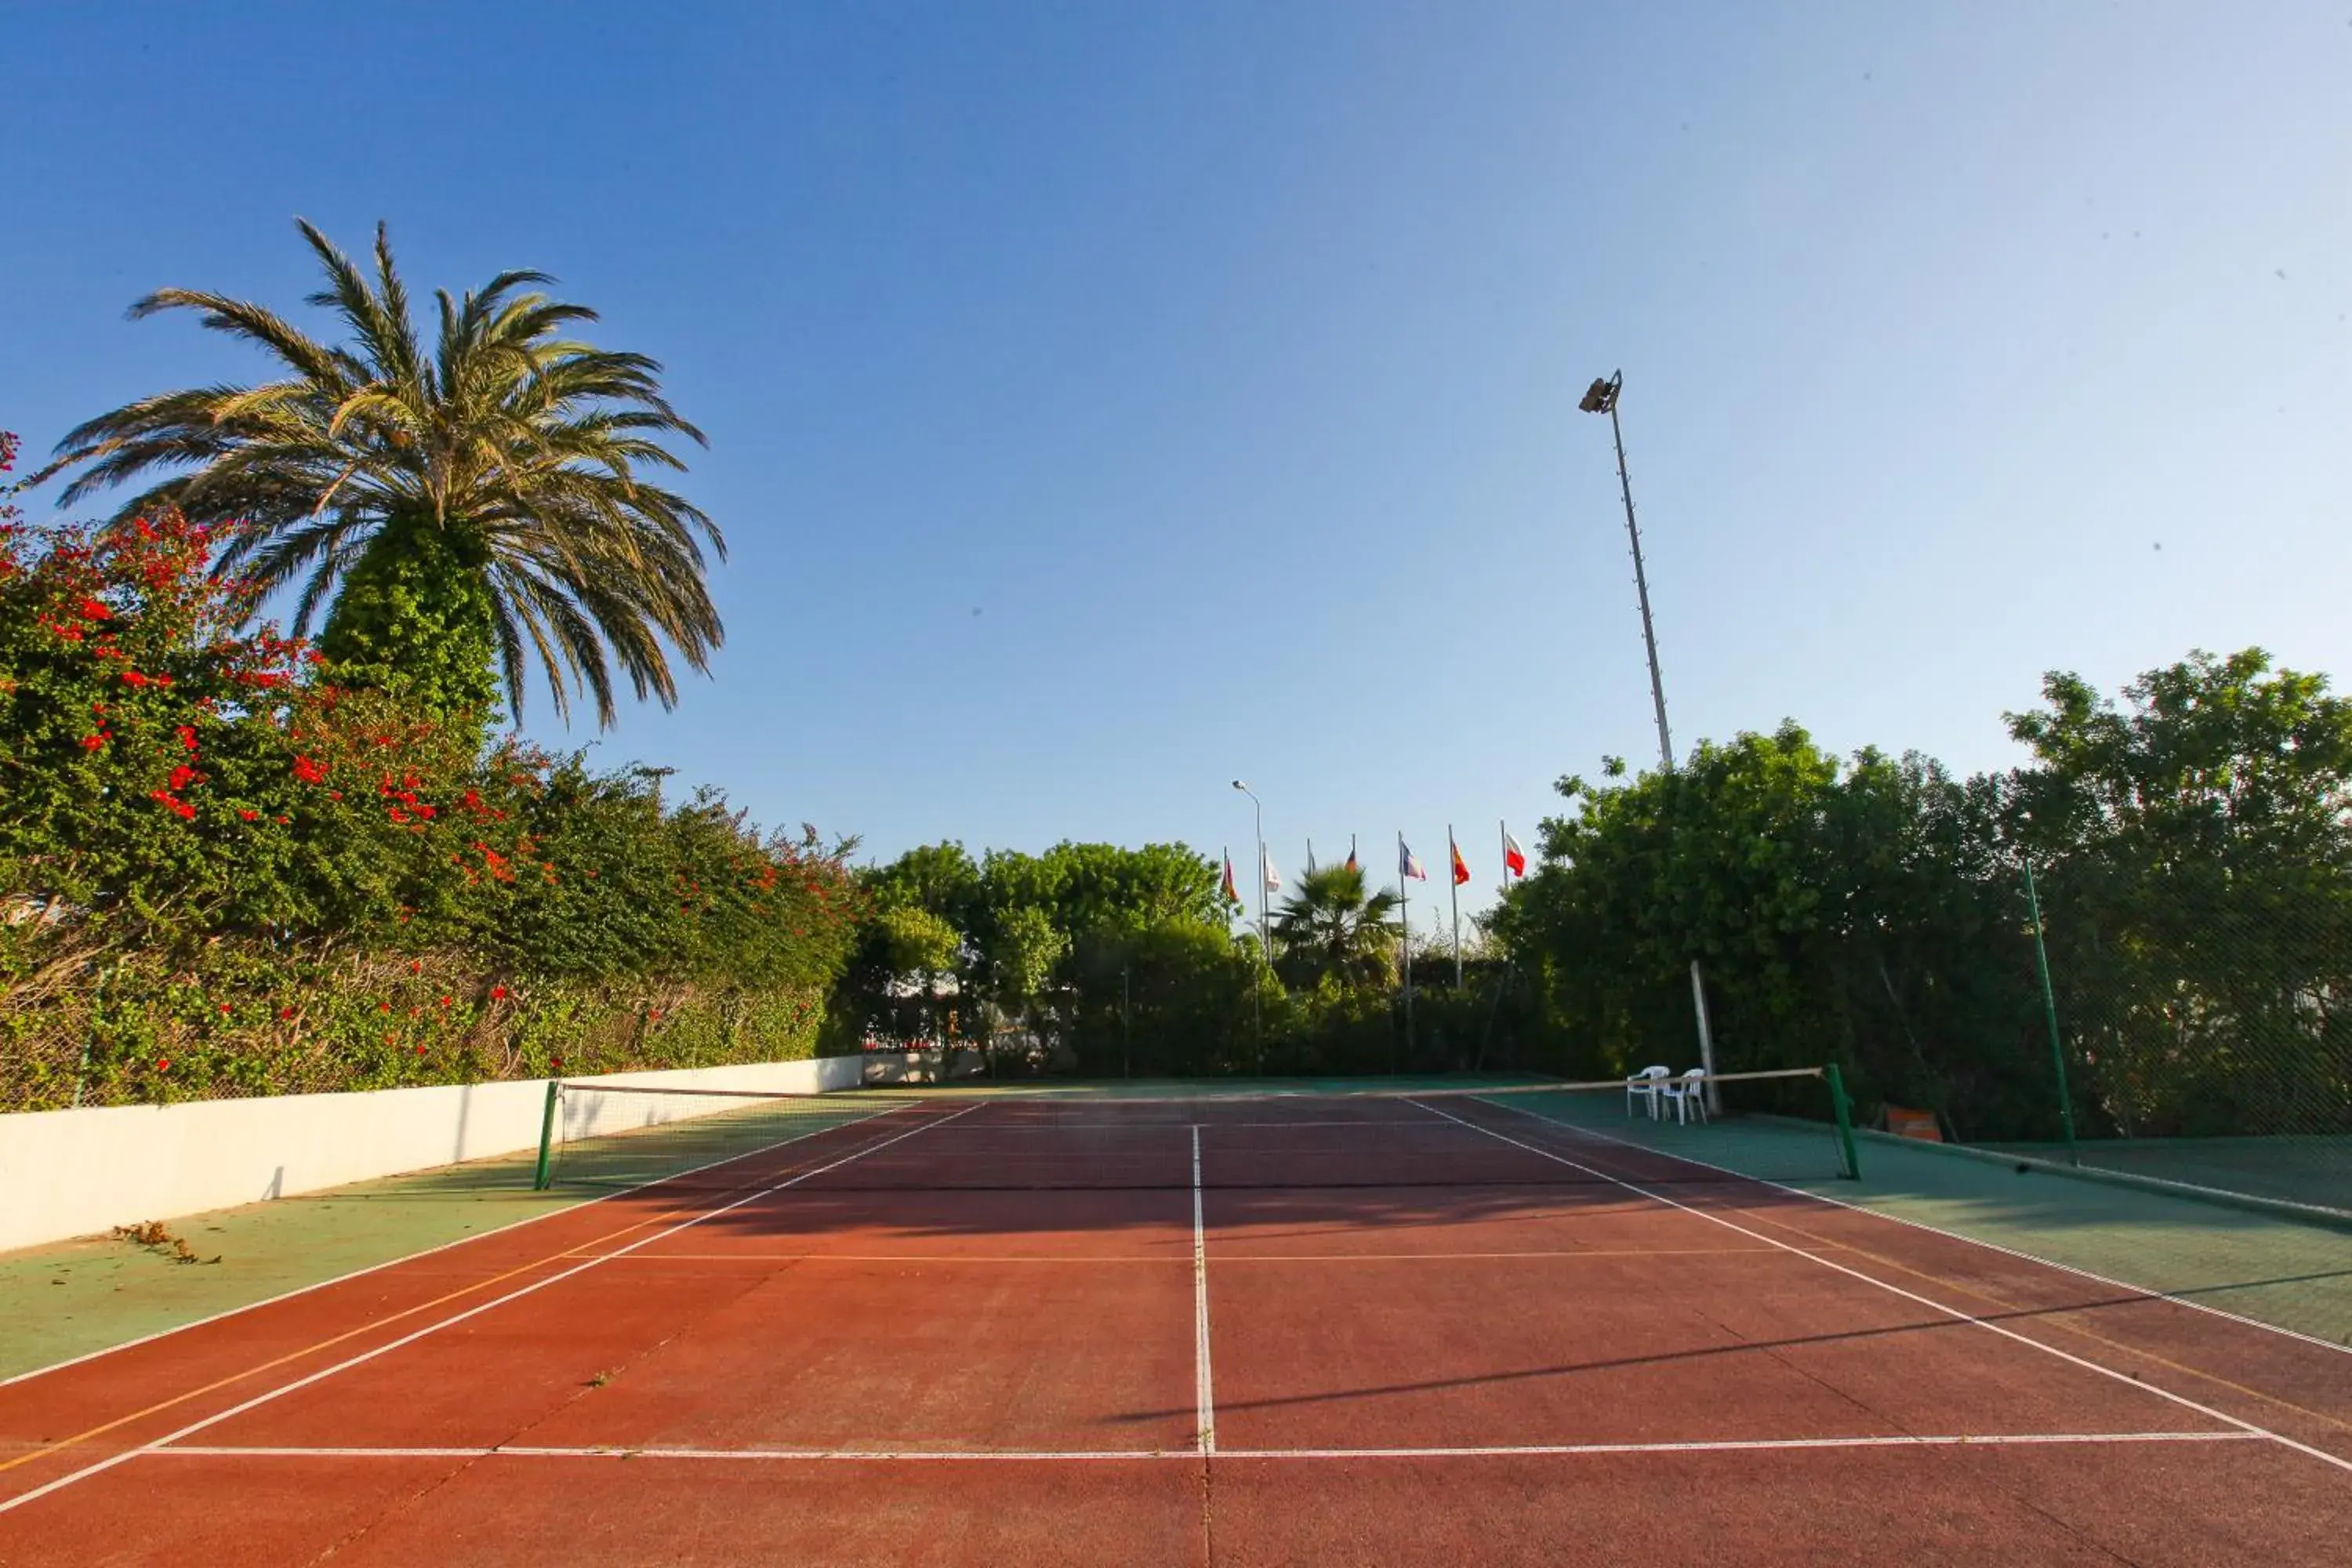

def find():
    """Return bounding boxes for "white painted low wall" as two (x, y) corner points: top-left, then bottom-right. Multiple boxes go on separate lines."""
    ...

(0, 1056), (865, 1254)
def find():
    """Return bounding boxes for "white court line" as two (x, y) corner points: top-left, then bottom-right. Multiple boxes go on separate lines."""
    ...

(0, 1102), (912, 1393)
(146, 1430), (2258, 1463)
(1192, 1124), (1216, 1456)
(1406, 1099), (2352, 1477)
(1486, 1097), (2352, 1364)
(0, 1105), (979, 1518)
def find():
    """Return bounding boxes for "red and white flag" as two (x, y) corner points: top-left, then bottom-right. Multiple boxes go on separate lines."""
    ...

(1503, 828), (1527, 879)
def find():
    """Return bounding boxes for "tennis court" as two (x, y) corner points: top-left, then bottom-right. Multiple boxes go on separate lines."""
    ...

(4, 1077), (2350, 1565)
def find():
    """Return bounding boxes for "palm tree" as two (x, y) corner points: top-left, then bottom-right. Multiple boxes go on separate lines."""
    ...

(1271, 864), (1401, 990)
(42, 220), (720, 725)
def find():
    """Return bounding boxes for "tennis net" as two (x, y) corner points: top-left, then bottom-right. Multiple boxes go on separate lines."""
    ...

(530, 1067), (1860, 1194)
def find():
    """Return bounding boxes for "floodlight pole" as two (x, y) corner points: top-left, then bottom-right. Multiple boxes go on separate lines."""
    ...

(1583, 370), (1720, 1109)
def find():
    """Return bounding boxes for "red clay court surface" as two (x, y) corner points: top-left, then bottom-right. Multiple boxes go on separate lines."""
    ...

(5, 1092), (2351, 1565)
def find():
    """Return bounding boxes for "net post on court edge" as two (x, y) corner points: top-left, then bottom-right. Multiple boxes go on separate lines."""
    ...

(533, 1079), (561, 1190)
(1824, 1062), (1862, 1181)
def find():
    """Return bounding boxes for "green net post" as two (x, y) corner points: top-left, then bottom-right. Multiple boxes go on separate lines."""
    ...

(2022, 860), (2080, 1167)
(1824, 1062), (1862, 1181)
(533, 1078), (561, 1190)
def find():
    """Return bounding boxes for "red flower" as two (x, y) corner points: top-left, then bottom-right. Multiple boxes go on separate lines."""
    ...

(148, 790), (195, 820)
(219, 1004), (232, 1015)
(176, 725), (198, 753)
(490, 985), (509, 1000)
(169, 764), (199, 791)
(155, 1058), (169, 1071)
(78, 597), (111, 621)
(120, 670), (150, 688)
(239, 809), (260, 822)
(293, 755), (328, 784)
(379, 1002), (392, 1014)
(78, 732), (109, 751)
(279, 1007), (296, 1021)
(437, 995), (452, 1008)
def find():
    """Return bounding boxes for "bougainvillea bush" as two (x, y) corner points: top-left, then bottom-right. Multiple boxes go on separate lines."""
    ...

(0, 456), (865, 1109)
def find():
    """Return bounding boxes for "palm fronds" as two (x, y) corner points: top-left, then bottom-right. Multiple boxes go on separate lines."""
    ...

(38, 220), (720, 725)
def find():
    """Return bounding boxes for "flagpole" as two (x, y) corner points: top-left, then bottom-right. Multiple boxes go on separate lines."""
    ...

(1448, 825), (1462, 989)
(1397, 831), (1411, 1073)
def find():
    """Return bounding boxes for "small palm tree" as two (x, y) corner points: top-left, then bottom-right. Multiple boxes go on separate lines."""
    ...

(42, 220), (720, 725)
(1272, 864), (1401, 989)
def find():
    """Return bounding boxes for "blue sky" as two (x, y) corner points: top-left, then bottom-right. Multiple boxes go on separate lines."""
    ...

(5, 2), (2347, 913)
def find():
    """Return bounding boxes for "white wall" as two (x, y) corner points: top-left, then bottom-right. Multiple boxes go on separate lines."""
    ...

(0, 1056), (865, 1254)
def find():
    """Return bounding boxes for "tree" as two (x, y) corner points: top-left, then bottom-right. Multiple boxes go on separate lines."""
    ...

(2005, 650), (2352, 1138)
(1270, 863), (1399, 991)
(40, 220), (720, 725)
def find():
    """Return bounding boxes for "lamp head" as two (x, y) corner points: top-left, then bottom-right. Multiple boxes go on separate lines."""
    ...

(1577, 372), (1622, 415)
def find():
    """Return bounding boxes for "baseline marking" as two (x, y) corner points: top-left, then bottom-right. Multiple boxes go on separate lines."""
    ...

(0, 1105), (979, 1517)
(147, 1431), (2257, 1463)
(1407, 1099), (2352, 1476)
(1192, 1124), (1216, 1456)
(550, 1247), (1780, 1265)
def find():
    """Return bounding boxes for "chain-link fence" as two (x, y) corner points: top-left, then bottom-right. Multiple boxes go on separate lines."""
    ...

(2007, 860), (2352, 1214)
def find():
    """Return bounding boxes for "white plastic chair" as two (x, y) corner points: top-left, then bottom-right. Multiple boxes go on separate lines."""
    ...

(1625, 1065), (1670, 1120)
(1661, 1067), (1709, 1125)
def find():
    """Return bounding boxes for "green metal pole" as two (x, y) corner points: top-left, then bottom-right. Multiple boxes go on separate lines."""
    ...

(532, 1078), (561, 1190)
(2022, 860), (2080, 1167)
(1824, 1062), (1862, 1181)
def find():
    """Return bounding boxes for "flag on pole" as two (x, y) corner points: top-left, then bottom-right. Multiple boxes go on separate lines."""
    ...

(1503, 829), (1527, 878)
(1221, 850), (1239, 902)
(1399, 840), (1428, 881)
(1450, 834), (1471, 887)
(1262, 847), (1282, 891)
(1345, 837), (1358, 873)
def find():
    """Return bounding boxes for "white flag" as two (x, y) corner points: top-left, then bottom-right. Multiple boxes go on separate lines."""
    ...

(1262, 847), (1282, 891)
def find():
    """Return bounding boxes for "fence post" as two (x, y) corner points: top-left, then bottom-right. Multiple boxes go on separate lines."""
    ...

(2023, 860), (2080, 1167)
(532, 1078), (561, 1190)
(1824, 1062), (1862, 1181)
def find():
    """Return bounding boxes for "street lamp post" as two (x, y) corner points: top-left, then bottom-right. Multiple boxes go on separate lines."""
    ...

(1579, 370), (1720, 1108)
(1231, 781), (1271, 967)
(1232, 779), (1269, 1073)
